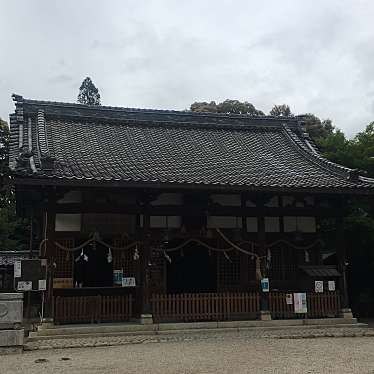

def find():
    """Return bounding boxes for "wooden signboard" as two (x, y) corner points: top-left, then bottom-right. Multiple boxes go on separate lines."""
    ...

(53, 277), (73, 289)
(14, 259), (47, 292)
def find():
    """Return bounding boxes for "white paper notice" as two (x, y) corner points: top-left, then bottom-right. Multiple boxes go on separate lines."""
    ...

(328, 280), (336, 291)
(17, 281), (32, 291)
(315, 281), (324, 293)
(14, 261), (21, 278)
(38, 279), (47, 291)
(286, 293), (293, 305)
(121, 277), (136, 287)
(294, 293), (307, 313)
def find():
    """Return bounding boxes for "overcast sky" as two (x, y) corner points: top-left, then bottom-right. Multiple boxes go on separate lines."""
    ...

(1, 0), (374, 136)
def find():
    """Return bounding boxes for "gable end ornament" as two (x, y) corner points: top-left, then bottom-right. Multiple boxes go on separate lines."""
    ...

(16, 145), (34, 170)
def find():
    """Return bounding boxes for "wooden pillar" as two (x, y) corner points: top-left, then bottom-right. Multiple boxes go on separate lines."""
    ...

(140, 198), (153, 323)
(44, 189), (56, 319)
(336, 210), (350, 310)
(240, 194), (248, 290)
(257, 195), (270, 319)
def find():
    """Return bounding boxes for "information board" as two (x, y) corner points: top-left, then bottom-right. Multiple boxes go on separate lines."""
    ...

(14, 259), (47, 292)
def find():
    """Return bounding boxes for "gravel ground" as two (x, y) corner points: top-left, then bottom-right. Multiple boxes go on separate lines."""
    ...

(1, 330), (374, 374)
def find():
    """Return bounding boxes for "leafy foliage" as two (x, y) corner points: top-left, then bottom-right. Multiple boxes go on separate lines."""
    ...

(77, 77), (101, 106)
(269, 104), (293, 117)
(191, 99), (264, 115)
(0, 118), (29, 250)
(297, 113), (334, 142)
(190, 101), (218, 113)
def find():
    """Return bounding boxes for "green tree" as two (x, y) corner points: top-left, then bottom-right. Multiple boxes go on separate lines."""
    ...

(0, 118), (29, 250)
(77, 77), (101, 105)
(191, 99), (264, 115)
(297, 113), (335, 142)
(349, 122), (374, 177)
(269, 104), (293, 117)
(190, 101), (218, 113)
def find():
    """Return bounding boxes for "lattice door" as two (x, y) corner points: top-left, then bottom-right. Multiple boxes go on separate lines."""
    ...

(113, 238), (139, 279)
(54, 238), (75, 278)
(217, 250), (240, 291)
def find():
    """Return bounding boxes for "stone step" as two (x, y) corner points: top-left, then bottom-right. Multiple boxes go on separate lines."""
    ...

(28, 318), (365, 341)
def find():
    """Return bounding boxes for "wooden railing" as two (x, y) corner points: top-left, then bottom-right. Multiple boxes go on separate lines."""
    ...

(269, 291), (341, 319)
(54, 294), (133, 324)
(151, 292), (260, 323)
(307, 292), (341, 318)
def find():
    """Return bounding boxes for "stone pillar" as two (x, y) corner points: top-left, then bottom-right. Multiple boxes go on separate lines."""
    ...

(0, 293), (24, 354)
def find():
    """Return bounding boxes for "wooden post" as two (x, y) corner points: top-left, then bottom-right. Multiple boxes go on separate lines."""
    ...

(336, 216), (349, 307)
(336, 197), (352, 318)
(140, 197), (153, 324)
(257, 195), (271, 320)
(240, 194), (248, 290)
(26, 208), (34, 322)
(44, 189), (56, 320)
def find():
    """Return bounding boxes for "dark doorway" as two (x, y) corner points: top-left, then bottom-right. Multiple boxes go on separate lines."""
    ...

(74, 242), (113, 288)
(167, 245), (217, 294)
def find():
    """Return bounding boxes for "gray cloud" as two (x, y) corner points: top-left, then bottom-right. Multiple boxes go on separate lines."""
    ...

(1, 0), (374, 136)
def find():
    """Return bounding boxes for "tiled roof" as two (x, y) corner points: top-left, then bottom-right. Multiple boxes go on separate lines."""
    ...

(9, 95), (374, 192)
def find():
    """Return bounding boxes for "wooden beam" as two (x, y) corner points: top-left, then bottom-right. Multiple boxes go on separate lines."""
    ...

(54, 203), (337, 217)
(13, 177), (374, 195)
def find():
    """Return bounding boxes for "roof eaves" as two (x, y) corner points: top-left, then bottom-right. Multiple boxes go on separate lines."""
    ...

(282, 125), (374, 186)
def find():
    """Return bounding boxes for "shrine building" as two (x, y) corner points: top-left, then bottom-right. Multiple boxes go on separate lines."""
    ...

(9, 94), (374, 324)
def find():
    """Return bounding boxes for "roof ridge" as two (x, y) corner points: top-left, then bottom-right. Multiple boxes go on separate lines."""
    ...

(12, 93), (299, 124)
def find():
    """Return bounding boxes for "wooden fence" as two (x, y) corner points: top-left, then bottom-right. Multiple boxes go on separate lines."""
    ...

(151, 292), (260, 323)
(54, 295), (133, 324)
(269, 291), (341, 319)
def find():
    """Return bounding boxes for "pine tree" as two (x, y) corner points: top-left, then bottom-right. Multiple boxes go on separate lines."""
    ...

(77, 77), (101, 105)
